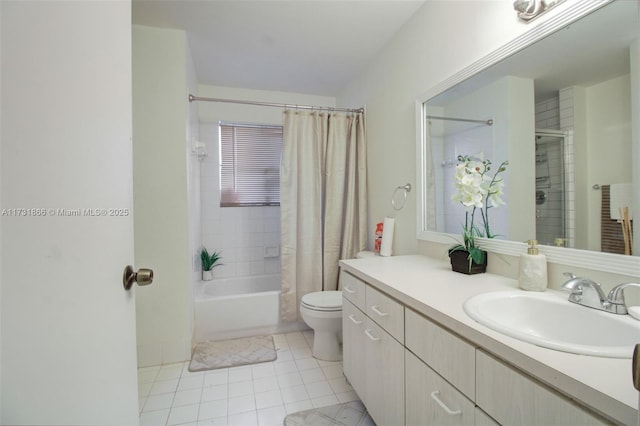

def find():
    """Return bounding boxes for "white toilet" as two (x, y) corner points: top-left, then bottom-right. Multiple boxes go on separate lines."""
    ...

(300, 290), (343, 361)
(300, 251), (377, 361)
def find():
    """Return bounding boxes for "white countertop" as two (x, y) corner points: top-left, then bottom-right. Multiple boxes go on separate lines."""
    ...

(339, 254), (638, 425)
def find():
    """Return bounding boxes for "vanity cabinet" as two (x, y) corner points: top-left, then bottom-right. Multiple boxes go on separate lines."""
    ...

(342, 298), (366, 397)
(341, 272), (404, 426)
(406, 350), (476, 425)
(476, 350), (609, 425)
(340, 269), (612, 426)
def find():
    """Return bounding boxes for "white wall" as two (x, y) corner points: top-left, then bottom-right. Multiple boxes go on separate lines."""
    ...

(585, 74), (632, 251)
(133, 25), (193, 366)
(197, 85), (335, 284)
(338, 0), (539, 255)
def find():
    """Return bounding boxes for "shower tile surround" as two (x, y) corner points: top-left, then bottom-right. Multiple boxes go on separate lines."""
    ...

(138, 331), (357, 426)
(199, 127), (281, 280)
(535, 92), (576, 248)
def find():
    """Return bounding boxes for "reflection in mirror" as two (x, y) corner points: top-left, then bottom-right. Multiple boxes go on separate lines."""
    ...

(422, 0), (638, 257)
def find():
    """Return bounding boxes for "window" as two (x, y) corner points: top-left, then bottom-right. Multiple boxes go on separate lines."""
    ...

(219, 122), (282, 207)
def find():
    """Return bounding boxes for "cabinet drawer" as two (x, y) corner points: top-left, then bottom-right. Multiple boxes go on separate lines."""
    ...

(475, 407), (499, 426)
(476, 350), (609, 426)
(406, 350), (475, 426)
(364, 318), (405, 426)
(342, 299), (366, 401)
(366, 285), (404, 343)
(405, 308), (475, 400)
(340, 271), (366, 311)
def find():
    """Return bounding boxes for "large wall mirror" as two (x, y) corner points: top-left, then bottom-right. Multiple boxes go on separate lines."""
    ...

(416, 0), (639, 276)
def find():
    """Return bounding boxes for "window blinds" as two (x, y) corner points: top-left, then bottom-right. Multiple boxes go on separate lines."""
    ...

(219, 122), (282, 207)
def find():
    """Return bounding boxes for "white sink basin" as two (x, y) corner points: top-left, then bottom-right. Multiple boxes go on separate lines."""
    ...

(463, 290), (640, 358)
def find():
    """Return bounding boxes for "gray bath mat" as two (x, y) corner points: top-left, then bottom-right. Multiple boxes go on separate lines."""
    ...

(188, 335), (277, 372)
(284, 401), (374, 426)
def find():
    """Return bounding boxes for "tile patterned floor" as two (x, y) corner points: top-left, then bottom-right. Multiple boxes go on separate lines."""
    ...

(138, 331), (358, 426)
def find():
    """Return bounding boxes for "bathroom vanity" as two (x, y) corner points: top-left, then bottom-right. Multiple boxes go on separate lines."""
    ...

(339, 255), (638, 425)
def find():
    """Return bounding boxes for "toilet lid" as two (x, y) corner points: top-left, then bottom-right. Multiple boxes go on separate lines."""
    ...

(301, 291), (342, 311)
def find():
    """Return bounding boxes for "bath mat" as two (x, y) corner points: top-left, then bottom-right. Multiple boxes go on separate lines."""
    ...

(188, 335), (276, 372)
(284, 401), (374, 426)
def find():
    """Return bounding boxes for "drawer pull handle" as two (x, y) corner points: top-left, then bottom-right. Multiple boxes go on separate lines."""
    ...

(371, 305), (389, 317)
(343, 286), (356, 294)
(364, 329), (380, 342)
(430, 391), (461, 416)
(348, 314), (363, 325)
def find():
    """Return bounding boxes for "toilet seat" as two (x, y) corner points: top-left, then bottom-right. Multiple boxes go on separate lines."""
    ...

(301, 291), (342, 311)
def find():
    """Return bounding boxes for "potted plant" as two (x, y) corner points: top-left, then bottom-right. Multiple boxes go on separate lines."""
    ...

(200, 247), (222, 281)
(449, 155), (508, 274)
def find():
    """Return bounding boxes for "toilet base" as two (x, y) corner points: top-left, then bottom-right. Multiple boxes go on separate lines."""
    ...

(311, 330), (342, 361)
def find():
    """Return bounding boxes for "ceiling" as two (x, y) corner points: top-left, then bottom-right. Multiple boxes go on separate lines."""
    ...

(132, 0), (426, 97)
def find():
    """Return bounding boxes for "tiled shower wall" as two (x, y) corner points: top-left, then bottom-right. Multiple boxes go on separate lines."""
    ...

(534, 91), (575, 248)
(199, 122), (281, 280)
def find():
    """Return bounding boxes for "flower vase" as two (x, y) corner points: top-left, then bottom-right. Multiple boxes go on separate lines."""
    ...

(202, 270), (213, 281)
(448, 249), (487, 275)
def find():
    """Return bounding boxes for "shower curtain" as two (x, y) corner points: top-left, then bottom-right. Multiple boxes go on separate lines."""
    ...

(280, 109), (367, 322)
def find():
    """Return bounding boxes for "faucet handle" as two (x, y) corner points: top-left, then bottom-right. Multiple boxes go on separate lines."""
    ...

(608, 283), (640, 305)
(561, 272), (580, 292)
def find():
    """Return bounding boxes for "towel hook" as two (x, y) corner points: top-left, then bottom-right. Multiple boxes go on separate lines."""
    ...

(392, 183), (412, 211)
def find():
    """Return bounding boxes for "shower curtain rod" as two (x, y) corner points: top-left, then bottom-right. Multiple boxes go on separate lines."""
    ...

(188, 94), (364, 114)
(426, 115), (493, 126)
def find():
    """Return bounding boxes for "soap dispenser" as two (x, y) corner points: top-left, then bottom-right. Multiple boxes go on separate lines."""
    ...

(518, 240), (548, 291)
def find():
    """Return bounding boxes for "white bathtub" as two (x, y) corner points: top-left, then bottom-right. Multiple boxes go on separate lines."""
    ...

(193, 274), (307, 342)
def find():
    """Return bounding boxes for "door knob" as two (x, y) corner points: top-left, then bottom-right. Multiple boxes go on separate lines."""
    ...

(123, 265), (154, 291)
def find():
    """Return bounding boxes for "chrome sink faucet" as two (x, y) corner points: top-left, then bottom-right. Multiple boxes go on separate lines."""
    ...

(562, 273), (640, 315)
(561, 272), (611, 312)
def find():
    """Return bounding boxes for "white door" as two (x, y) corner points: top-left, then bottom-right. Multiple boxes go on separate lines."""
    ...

(1, 1), (140, 425)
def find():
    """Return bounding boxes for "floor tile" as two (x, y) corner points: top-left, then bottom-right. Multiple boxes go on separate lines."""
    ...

(300, 368), (325, 384)
(257, 405), (286, 426)
(253, 376), (279, 393)
(138, 333), (360, 426)
(284, 400), (313, 414)
(255, 390), (284, 410)
(167, 403), (199, 425)
(227, 410), (258, 426)
(277, 372), (303, 388)
(158, 364), (186, 381)
(294, 358), (319, 371)
(178, 375), (205, 391)
(311, 394), (339, 408)
(201, 384), (228, 402)
(204, 370), (229, 386)
(198, 399), (227, 420)
(251, 363), (276, 379)
(144, 392), (175, 411)
(139, 408), (170, 426)
(228, 366), (253, 383)
(305, 381), (333, 399)
(174, 388), (203, 407)
(228, 394), (257, 415)
(197, 416), (227, 425)
(150, 379), (179, 396)
(281, 384), (309, 404)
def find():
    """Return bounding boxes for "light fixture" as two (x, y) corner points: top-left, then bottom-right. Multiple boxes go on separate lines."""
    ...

(513, 0), (562, 21)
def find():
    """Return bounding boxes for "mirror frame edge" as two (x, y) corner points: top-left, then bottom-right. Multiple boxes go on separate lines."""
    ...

(415, 0), (640, 277)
